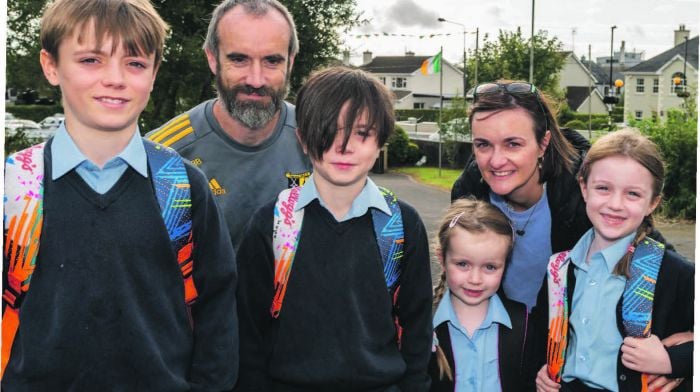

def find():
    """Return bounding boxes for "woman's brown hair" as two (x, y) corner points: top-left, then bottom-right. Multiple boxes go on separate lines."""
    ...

(469, 80), (579, 182)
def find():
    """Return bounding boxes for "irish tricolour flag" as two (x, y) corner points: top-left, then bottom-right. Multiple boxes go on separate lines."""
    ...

(420, 52), (441, 75)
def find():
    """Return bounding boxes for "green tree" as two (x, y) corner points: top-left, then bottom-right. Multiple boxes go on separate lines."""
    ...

(631, 97), (697, 219)
(467, 28), (565, 95)
(6, 0), (360, 131)
(7, 0), (55, 101)
(438, 97), (470, 167)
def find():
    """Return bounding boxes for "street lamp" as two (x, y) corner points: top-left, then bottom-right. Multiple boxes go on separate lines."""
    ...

(603, 25), (619, 131)
(438, 17), (467, 101)
(676, 36), (690, 98)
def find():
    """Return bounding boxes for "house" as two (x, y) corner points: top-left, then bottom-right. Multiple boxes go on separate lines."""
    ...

(359, 51), (464, 109)
(558, 51), (608, 114)
(596, 40), (645, 71)
(623, 25), (698, 121)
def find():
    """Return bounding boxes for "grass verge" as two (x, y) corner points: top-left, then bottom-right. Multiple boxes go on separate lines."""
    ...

(392, 166), (462, 191)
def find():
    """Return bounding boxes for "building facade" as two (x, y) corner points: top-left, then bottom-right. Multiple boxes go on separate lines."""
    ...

(359, 51), (464, 109)
(623, 26), (698, 122)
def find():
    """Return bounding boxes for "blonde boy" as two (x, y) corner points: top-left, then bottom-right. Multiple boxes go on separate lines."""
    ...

(2, 0), (238, 389)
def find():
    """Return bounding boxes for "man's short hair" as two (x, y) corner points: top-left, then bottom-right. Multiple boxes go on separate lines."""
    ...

(295, 67), (395, 161)
(203, 0), (299, 60)
(40, 0), (169, 67)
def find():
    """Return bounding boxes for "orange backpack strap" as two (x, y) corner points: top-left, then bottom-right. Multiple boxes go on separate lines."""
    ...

(2, 143), (46, 377)
(546, 250), (571, 382)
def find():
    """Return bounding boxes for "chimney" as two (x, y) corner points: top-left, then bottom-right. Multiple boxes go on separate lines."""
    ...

(363, 50), (373, 65)
(619, 40), (626, 67)
(342, 49), (350, 66)
(674, 24), (690, 47)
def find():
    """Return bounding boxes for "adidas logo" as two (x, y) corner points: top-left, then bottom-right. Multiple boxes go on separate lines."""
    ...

(209, 178), (227, 195)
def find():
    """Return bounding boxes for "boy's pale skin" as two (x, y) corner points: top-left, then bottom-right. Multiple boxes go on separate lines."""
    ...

(40, 22), (158, 167)
(300, 103), (380, 220)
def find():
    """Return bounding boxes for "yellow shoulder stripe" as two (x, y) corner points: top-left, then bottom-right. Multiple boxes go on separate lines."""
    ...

(148, 114), (192, 144)
(161, 126), (194, 147)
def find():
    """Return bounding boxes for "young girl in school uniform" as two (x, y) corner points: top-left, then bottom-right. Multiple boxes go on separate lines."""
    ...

(535, 129), (694, 392)
(429, 199), (533, 391)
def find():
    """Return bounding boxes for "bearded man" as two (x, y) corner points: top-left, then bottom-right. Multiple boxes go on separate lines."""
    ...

(148, 0), (311, 249)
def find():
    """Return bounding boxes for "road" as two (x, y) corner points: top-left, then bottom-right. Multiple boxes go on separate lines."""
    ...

(371, 171), (696, 268)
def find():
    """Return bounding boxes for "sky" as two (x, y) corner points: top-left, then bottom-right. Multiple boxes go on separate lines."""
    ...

(343, 0), (700, 66)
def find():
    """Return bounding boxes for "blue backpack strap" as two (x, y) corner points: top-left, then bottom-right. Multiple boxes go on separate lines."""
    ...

(371, 186), (404, 293)
(143, 139), (197, 305)
(371, 186), (405, 345)
(622, 237), (664, 337)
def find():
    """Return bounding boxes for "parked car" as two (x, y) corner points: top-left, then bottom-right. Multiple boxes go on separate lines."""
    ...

(5, 119), (55, 141)
(39, 116), (64, 131)
(429, 118), (471, 142)
(6, 118), (41, 135)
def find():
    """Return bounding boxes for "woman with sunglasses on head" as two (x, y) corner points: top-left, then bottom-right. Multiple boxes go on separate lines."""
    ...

(451, 81), (591, 311)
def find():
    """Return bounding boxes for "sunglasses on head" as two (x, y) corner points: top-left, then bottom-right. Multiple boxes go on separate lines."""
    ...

(473, 82), (548, 130)
(474, 82), (537, 99)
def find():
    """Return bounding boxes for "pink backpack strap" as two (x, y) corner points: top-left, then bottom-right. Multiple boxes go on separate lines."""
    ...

(270, 187), (304, 318)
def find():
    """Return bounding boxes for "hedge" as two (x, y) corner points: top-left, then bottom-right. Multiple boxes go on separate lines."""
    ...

(7, 105), (63, 122)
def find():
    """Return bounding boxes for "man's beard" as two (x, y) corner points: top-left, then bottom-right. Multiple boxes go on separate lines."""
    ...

(216, 73), (288, 130)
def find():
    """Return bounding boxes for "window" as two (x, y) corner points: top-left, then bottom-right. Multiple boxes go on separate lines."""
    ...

(635, 110), (643, 120)
(413, 102), (425, 109)
(392, 77), (407, 88)
(653, 79), (659, 94)
(651, 111), (658, 121)
(636, 78), (644, 93)
(379, 77), (386, 85)
(671, 71), (686, 93)
(660, 110), (665, 117)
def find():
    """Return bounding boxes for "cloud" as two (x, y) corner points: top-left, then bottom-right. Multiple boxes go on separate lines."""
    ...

(386, 0), (441, 28)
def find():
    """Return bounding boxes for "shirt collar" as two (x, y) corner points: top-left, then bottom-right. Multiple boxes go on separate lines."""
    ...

(570, 228), (636, 272)
(51, 124), (148, 180)
(296, 174), (391, 218)
(433, 291), (512, 330)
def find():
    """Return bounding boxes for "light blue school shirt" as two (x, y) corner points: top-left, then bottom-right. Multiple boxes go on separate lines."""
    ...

(490, 188), (552, 310)
(296, 174), (391, 221)
(433, 292), (512, 392)
(51, 125), (148, 194)
(562, 229), (634, 391)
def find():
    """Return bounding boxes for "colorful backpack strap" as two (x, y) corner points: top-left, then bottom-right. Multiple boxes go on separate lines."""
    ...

(622, 237), (663, 391)
(143, 139), (197, 305)
(1, 140), (196, 378)
(270, 186), (304, 318)
(546, 250), (571, 382)
(270, 186), (405, 344)
(2, 143), (46, 377)
(545, 240), (664, 385)
(371, 186), (405, 344)
(622, 238), (663, 337)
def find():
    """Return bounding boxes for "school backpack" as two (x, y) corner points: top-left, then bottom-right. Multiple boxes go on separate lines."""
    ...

(270, 186), (405, 343)
(1, 139), (197, 377)
(546, 238), (664, 385)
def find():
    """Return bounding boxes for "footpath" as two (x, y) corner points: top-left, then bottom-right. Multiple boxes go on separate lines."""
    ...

(371, 171), (696, 264)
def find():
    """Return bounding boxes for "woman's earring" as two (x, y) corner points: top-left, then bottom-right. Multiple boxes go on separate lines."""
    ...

(537, 156), (543, 170)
